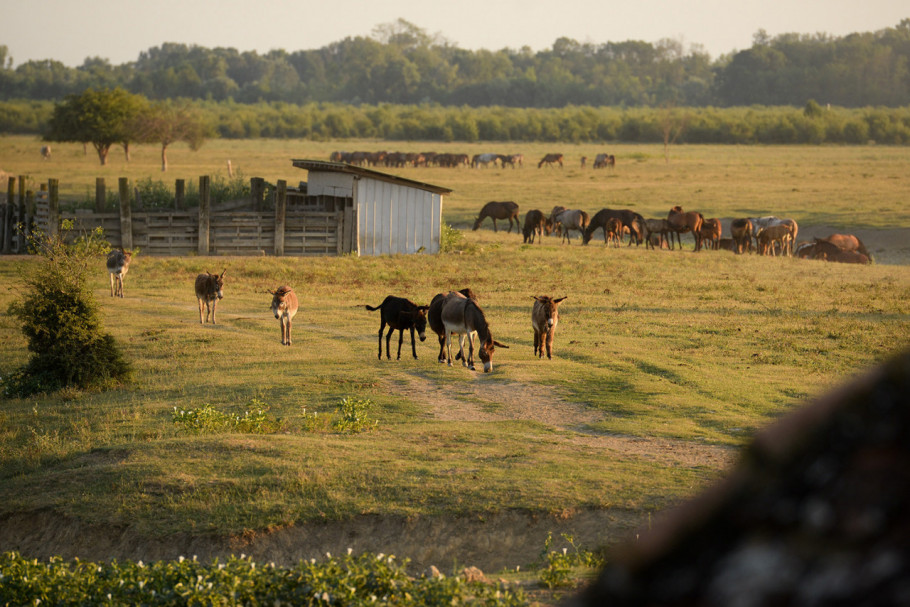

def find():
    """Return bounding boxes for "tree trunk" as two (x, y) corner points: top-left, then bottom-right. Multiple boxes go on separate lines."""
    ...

(95, 143), (110, 166)
(161, 144), (169, 172)
(122, 142), (131, 162)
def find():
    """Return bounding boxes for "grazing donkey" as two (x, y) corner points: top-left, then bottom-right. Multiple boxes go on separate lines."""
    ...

(428, 288), (477, 363)
(269, 286), (299, 346)
(364, 295), (429, 360)
(195, 270), (225, 324)
(441, 291), (508, 373)
(106, 248), (132, 298)
(532, 296), (567, 360)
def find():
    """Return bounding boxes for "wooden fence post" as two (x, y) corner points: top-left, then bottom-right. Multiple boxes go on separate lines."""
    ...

(274, 180), (287, 256)
(16, 175), (26, 253)
(119, 177), (132, 250)
(198, 175), (210, 255)
(47, 178), (59, 238)
(250, 177), (265, 211)
(95, 177), (106, 212)
(1, 176), (13, 253)
(175, 179), (185, 210)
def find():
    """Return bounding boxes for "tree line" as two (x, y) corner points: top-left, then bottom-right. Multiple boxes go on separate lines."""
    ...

(2, 19), (910, 108)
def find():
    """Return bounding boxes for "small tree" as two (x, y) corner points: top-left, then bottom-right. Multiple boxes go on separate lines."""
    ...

(44, 87), (147, 166)
(133, 101), (211, 171)
(660, 103), (689, 164)
(3, 224), (131, 397)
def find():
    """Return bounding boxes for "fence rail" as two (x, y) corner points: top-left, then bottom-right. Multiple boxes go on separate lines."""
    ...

(2, 176), (354, 256)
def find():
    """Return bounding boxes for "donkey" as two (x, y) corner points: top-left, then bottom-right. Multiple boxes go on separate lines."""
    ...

(269, 286), (299, 346)
(364, 295), (429, 360)
(441, 291), (508, 372)
(195, 270), (225, 324)
(532, 296), (567, 360)
(106, 248), (132, 298)
(428, 288), (476, 363)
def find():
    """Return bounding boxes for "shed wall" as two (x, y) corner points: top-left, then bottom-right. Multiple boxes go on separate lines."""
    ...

(356, 177), (441, 255)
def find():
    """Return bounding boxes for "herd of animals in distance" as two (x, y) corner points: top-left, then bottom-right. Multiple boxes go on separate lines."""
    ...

(100, 149), (871, 374)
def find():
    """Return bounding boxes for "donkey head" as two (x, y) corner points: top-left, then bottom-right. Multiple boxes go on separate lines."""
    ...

(477, 338), (509, 373)
(534, 296), (566, 327)
(212, 270), (226, 299)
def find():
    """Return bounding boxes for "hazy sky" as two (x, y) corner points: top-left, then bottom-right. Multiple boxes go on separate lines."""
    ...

(3, 0), (907, 67)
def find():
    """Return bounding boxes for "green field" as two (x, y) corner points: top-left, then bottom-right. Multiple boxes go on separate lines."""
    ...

(1, 136), (909, 574)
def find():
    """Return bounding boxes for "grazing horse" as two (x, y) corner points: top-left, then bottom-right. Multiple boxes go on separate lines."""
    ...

(441, 292), (508, 372)
(428, 288), (476, 363)
(552, 207), (589, 244)
(532, 295), (567, 360)
(195, 270), (225, 324)
(667, 206), (704, 251)
(269, 286), (299, 346)
(604, 218), (623, 247)
(499, 153), (523, 168)
(472, 153), (499, 168)
(106, 248), (132, 298)
(364, 295), (429, 360)
(473, 201), (520, 233)
(699, 218), (722, 251)
(522, 209), (550, 244)
(730, 218), (754, 254)
(593, 153), (616, 169)
(583, 208), (645, 246)
(538, 153), (564, 168)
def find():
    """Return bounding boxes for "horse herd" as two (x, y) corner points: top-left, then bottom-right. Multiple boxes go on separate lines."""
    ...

(103, 252), (564, 373)
(328, 150), (613, 171)
(472, 201), (872, 263)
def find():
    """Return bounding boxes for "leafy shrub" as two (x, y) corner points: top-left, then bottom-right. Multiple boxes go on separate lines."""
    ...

(0, 551), (528, 606)
(332, 397), (378, 434)
(536, 532), (605, 590)
(172, 399), (279, 435)
(2, 224), (131, 397)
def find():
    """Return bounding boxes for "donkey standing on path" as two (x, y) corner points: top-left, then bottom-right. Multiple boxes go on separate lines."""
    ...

(106, 248), (132, 298)
(532, 295), (566, 360)
(269, 286), (299, 345)
(195, 270), (225, 324)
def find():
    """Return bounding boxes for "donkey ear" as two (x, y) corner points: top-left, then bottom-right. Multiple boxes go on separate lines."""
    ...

(493, 340), (509, 349)
(418, 305), (430, 312)
(554, 296), (567, 304)
(220, 269), (226, 278)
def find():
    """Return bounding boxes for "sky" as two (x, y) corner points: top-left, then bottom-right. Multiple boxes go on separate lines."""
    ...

(2, 0), (907, 68)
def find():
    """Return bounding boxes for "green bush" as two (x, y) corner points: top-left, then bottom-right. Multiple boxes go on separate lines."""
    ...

(536, 533), (605, 590)
(332, 397), (378, 434)
(172, 399), (279, 435)
(2, 225), (131, 397)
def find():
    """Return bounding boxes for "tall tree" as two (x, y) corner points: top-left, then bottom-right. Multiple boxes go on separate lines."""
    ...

(133, 101), (211, 171)
(45, 88), (147, 165)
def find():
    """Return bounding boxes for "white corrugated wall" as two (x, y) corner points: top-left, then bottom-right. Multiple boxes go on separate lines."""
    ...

(356, 178), (442, 256)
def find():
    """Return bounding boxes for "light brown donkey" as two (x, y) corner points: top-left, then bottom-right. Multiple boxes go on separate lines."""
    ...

(195, 270), (225, 324)
(532, 295), (567, 360)
(269, 286), (299, 345)
(106, 248), (132, 298)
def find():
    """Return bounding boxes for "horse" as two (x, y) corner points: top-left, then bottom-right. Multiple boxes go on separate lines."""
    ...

(643, 218), (671, 250)
(195, 270), (225, 324)
(473, 201), (520, 233)
(499, 154), (523, 168)
(757, 224), (792, 256)
(532, 295), (567, 360)
(522, 209), (550, 244)
(441, 291), (508, 373)
(428, 288), (476, 363)
(593, 153), (615, 169)
(667, 206), (704, 251)
(604, 218), (623, 247)
(552, 207), (589, 244)
(364, 295), (429, 360)
(819, 234), (870, 258)
(699, 218), (722, 251)
(583, 208), (645, 246)
(730, 218), (754, 254)
(269, 286), (299, 346)
(538, 153), (564, 168)
(818, 249), (871, 264)
(472, 153), (499, 168)
(106, 248), (132, 298)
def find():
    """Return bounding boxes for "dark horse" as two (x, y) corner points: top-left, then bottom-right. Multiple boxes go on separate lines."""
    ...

(364, 295), (429, 360)
(473, 201), (520, 233)
(583, 208), (645, 246)
(522, 209), (551, 244)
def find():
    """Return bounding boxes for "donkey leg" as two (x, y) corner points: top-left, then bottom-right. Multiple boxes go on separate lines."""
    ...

(198, 299), (204, 324)
(409, 327), (418, 359)
(110, 273), (115, 297)
(376, 324), (385, 359)
(396, 328), (405, 360)
(211, 300), (218, 324)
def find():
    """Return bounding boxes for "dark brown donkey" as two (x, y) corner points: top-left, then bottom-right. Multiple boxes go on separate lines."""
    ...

(364, 295), (429, 360)
(195, 270), (225, 324)
(532, 295), (567, 360)
(440, 291), (509, 373)
(473, 201), (520, 233)
(269, 286), (299, 346)
(428, 288), (476, 363)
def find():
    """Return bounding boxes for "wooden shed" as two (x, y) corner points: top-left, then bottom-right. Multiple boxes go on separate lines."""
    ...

(291, 160), (451, 256)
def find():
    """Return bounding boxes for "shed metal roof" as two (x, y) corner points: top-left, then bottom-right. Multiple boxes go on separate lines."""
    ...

(291, 159), (453, 195)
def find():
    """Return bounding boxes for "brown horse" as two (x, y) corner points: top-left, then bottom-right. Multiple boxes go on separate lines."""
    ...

(473, 201), (520, 233)
(583, 208), (645, 246)
(667, 206), (704, 251)
(522, 209), (551, 244)
(644, 218), (671, 250)
(699, 218), (722, 251)
(532, 295), (567, 359)
(538, 153), (564, 168)
(730, 218), (753, 254)
(819, 234), (870, 258)
(441, 292), (508, 373)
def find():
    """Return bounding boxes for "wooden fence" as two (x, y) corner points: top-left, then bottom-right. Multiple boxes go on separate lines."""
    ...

(2, 176), (355, 256)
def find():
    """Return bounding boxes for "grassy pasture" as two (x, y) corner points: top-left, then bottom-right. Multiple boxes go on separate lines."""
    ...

(0, 136), (909, 557)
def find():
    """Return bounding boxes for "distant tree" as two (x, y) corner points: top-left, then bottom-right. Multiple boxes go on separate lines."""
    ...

(133, 101), (212, 171)
(45, 88), (147, 165)
(660, 103), (689, 163)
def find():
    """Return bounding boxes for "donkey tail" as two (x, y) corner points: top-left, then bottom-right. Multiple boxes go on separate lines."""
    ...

(364, 304), (381, 311)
